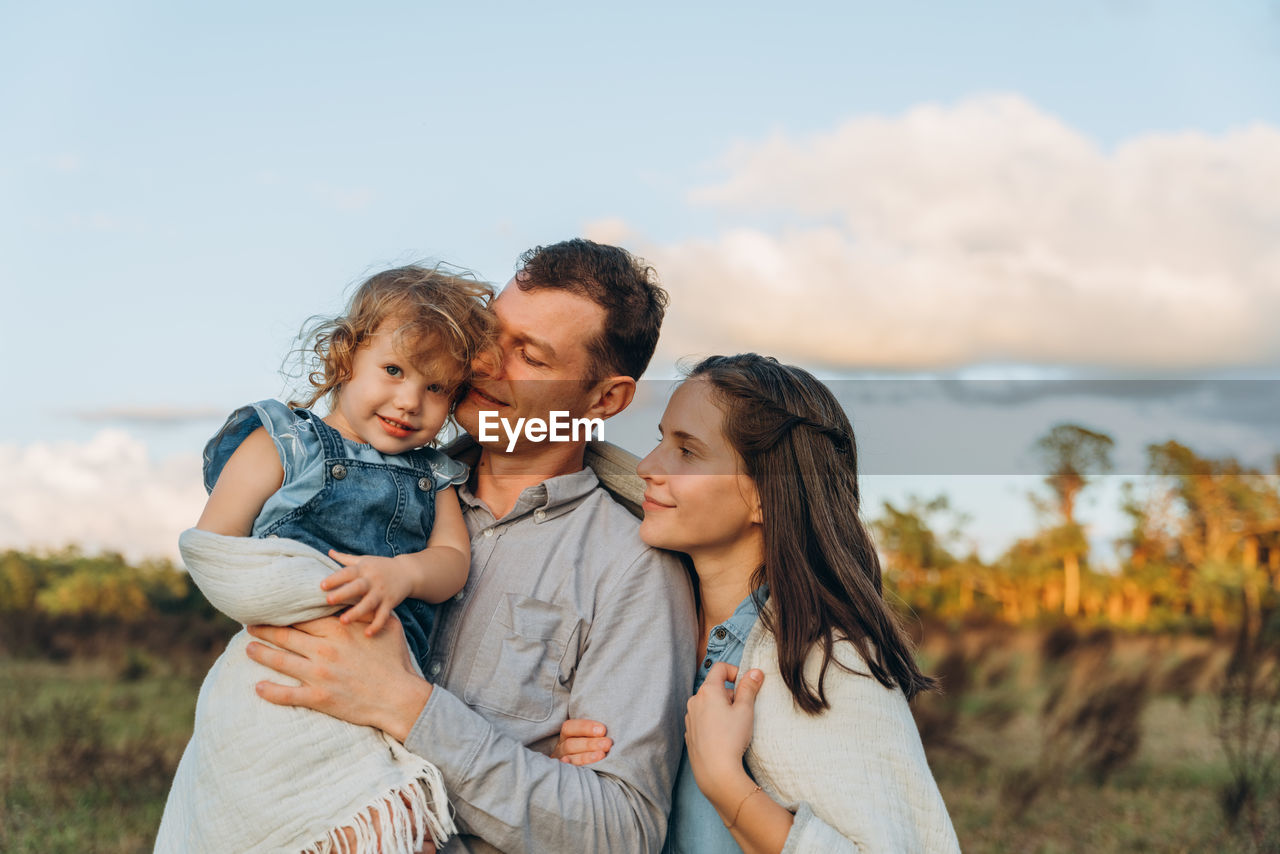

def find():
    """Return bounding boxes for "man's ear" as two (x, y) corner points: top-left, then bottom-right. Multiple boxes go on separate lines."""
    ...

(585, 376), (637, 420)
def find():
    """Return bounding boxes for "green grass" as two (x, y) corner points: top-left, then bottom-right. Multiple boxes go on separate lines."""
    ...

(0, 657), (199, 854)
(1, 627), (1276, 853)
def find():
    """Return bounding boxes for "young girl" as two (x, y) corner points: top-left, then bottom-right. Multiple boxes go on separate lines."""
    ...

(156, 265), (495, 854)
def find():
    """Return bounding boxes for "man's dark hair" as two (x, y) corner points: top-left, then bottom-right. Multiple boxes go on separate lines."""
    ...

(516, 238), (668, 381)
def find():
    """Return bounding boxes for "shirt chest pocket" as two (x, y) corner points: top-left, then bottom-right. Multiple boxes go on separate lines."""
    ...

(464, 593), (580, 722)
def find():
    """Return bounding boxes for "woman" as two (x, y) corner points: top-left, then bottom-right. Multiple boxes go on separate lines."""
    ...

(556, 354), (960, 853)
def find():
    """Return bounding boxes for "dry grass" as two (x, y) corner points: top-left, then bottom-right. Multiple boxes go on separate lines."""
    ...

(1, 624), (1275, 853)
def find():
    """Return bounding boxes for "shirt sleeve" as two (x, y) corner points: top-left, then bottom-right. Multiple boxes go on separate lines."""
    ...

(419, 446), (469, 492)
(404, 547), (697, 853)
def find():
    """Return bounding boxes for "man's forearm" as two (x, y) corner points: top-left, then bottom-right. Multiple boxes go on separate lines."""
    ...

(406, 686), (672, 852)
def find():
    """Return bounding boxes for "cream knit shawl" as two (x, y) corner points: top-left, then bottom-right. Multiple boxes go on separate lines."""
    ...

(154, 528), (454, 854)
(741, 615), (961, 854)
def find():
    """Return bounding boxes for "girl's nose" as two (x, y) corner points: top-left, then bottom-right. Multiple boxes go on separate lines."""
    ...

(396, 386), (422, 412)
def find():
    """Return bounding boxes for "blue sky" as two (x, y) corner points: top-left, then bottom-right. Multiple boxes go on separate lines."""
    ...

(3, 1), (1278, 559)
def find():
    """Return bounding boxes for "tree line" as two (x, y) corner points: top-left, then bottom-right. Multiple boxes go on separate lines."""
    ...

(877, 424), (1280, 633)
(1, 423), (1277, 640)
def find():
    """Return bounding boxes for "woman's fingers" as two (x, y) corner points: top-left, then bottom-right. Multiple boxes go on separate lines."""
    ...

(559, 749), (609, 766)
(708, 662), (739, 684)
(560, 719), (608, 739)
(556, 736), (614, 759)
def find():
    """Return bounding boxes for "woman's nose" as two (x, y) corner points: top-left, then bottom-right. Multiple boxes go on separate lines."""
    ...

(636, 447), (660, 480)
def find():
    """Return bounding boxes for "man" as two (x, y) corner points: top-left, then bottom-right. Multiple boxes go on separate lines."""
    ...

(246, 239), (696, 853)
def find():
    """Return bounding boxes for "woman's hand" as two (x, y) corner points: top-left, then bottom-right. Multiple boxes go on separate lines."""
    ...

(550, 719), (614, 765)
(685, 663), (764, 805)
(245, 614), (431, 742)
(322, 550), (411, 636)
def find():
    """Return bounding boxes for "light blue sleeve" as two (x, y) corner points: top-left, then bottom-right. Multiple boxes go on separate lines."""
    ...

(202, 400), (313, 492)
(418, 446), (469, 492)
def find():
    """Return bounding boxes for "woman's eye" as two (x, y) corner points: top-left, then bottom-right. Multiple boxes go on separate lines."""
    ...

(384, 365), (402, 377)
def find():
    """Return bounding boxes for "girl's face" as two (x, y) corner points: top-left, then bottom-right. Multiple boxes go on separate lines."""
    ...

(637, 377), (762, 562)
(324, 319), (453, 454)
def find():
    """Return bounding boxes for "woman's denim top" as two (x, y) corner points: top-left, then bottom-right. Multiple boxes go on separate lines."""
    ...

(203, 400), (468, 670)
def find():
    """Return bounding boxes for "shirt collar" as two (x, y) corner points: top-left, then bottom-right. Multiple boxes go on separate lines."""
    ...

(457, 466), (600, 521)
(721, 585), (768, 645)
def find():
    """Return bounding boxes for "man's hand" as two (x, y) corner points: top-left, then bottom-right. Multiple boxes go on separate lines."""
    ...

(245, 614), (432, 743)
(550, 719), (614, 766)
(322, 550), (412, 636)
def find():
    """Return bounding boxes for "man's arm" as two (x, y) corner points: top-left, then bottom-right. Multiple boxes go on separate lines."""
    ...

(248, 547), (697, 854)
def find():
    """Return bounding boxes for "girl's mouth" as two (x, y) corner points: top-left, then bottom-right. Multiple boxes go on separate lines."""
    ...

(378, 415), (414, 438)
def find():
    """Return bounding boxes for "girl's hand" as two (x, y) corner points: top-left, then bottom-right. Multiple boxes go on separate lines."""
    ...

(550, 719), (613, 766)
(684, 662), (764, 803)
(321, 550), (411, 636)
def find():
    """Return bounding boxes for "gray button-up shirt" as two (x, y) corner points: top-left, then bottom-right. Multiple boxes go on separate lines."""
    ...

(406, 464), (697, 853)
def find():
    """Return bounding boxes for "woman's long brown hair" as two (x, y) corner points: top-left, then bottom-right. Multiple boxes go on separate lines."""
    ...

(689, 354), (936, 712)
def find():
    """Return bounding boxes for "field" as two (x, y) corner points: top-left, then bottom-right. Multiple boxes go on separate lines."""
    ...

(1, 621), (1276, 853)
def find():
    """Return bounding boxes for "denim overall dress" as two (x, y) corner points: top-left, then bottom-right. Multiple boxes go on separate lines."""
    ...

(203, 399), (468, 671)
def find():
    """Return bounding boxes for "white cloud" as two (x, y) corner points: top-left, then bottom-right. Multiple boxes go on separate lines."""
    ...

(0, 431), (205, 562)
(72, 405), (227, 425)
(612, 94), (1280, 370)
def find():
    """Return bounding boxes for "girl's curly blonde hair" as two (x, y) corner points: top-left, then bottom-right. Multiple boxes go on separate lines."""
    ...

(294, 265), (496, 410)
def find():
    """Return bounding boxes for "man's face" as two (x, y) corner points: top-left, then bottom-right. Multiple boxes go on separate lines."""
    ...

(455, 279), (607, 452)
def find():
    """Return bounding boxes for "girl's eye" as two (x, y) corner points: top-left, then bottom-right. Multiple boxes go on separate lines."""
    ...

(427, 383), (444, 395)
(384, 365), (402, 377)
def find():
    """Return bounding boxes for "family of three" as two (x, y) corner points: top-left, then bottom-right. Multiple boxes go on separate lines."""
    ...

(155, 239), (961, 853)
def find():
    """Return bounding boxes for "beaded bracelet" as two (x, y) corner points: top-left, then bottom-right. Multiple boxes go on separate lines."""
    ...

(725, 784), (763, 829)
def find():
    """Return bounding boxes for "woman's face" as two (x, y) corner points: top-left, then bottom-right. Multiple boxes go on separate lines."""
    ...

(637, 377), (762, 562)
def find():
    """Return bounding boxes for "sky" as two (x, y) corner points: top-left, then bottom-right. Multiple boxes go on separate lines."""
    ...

(3, 1), (1279, 561)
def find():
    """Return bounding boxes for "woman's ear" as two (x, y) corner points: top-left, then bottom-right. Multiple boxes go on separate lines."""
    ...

(741, 476), (764, 525)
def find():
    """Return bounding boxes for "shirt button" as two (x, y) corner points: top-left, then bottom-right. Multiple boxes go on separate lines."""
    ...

(703, 658), (712, 669)
(330, 463), (347, 480)
(483, 528), (494, 538)
(418, 477), (432, 491)
(454, 590), (465, 601)
(714, 627), (728, 640)
(428, 662), (441, 677)
(534, 509), (546, 522)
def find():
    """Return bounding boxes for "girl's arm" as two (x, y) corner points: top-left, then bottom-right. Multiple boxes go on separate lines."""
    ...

(323, 486), (470, 635)
(195, 427), (283, 536)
